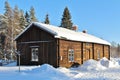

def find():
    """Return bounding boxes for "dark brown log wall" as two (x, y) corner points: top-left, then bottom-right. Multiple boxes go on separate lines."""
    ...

(16, 24), (58, 67)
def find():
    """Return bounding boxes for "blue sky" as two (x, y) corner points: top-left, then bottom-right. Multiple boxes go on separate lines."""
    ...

(0, 0), (120, 43)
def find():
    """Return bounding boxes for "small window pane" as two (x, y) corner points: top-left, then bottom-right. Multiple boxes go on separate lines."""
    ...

(31, 48), (38, 61)
(68, 49), (74, 62)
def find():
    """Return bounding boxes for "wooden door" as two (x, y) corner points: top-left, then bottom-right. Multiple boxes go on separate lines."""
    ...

(83, 49), (90, 63)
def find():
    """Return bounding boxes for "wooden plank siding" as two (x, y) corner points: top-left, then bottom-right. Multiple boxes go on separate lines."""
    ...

(58, 39), (110, 67)
(104, 45), (110, 59)
(58, 39), (82, 67)
(93, 44), (104, 60)
(82, 42), (93, 63)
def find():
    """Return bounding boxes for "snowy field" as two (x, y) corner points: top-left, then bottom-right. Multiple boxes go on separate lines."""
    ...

(0, 57), (120, 80)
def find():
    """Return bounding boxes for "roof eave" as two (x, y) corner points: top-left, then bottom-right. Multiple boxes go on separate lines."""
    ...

(33, 23), (57, 36)
(14, 22), (57, 41)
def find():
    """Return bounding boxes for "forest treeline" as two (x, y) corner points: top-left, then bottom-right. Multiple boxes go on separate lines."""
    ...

(111, 41), (120, 58)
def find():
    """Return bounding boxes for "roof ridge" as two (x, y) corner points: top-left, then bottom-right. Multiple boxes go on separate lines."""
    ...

(15, 22), (111, 45)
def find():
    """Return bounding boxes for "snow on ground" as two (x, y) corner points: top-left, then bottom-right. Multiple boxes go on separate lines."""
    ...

(0, 57), (120, 80)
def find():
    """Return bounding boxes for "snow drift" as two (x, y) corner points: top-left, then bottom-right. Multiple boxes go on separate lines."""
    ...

(0, 57), (120, 80)
(79, 57), (120, 71)
(80, 59), (107, 71)
(100, 57), (119, 68)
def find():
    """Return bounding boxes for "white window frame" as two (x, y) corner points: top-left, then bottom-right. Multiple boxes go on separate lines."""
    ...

(68, 49), (74, 62)
(31, 47), (38, 61)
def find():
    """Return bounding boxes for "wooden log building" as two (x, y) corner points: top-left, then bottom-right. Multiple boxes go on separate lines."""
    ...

(15, 22), (111, 68)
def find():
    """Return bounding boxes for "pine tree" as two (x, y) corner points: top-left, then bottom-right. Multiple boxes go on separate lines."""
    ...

(0, 15), (8, 51)
(0, 32), (6, 58)
(13, 5), (21, 35)
(4, 1), (14, 59)
(0, 15), (8, 29)
(4, 1), (13, 47)
(4, 1), (13, 19)
(25, 11), (30, 27)
(4, 1), (13, 32)
(60, 7), (73, 29)
(29, 6), (38, 22)
(13, 5), (20, 21)
(44, 14), (50, 24)
(0, 32), (6, 50)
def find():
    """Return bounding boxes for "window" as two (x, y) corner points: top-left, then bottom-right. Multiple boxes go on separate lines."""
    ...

(97, 50), (100, 59)
(31, 48), (38, 61)
(68, 49), (74, 62)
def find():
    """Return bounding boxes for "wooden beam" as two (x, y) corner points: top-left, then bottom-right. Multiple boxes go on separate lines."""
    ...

(18, 41), (53, 44)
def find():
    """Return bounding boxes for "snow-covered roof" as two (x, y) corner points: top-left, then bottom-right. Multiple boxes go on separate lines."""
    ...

(15, 22), (111, 45)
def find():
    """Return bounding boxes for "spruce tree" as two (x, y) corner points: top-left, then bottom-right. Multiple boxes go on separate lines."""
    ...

(44, 14), (50, 24)
(29, 6), (38, 22)
(60, 7), (73, 29)
(19, 10), (26, 30)
(25, 11), (30, 27)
